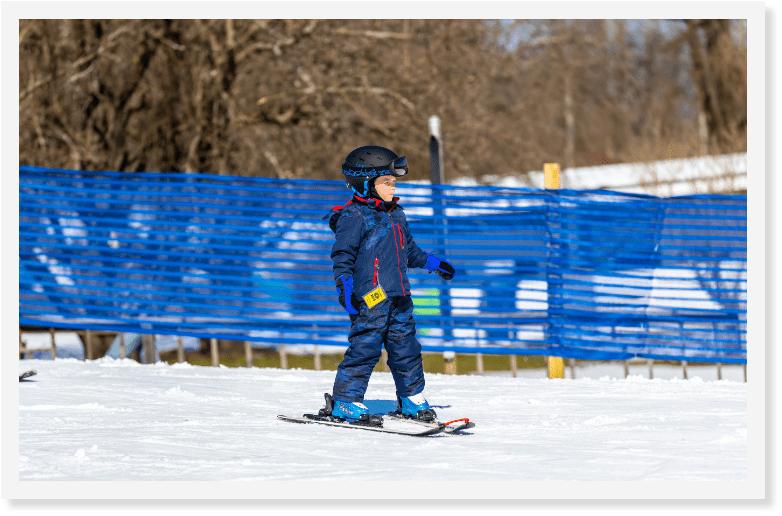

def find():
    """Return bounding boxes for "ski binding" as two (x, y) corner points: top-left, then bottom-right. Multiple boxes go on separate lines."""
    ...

(278, 393), (475, 437)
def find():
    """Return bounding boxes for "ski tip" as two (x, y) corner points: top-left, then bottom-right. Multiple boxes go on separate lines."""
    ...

(442, 418), (475, 433)
(19, 370), (37, 381)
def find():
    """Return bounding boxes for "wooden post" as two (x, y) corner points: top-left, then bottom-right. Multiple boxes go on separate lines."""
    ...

(119, 333), (126, 359)
(474, 322), (483, 375)
(544, 162), (564, 379)
(19, 326), (25, 359)
(380, 349), (388, 372)
(178, 336), (186, 364)
(716, 363), (722, 381)
(647, 359), (654, 380)
(682, 361), (688, 380)
(244, 340), (253, 368)
(210, 338), (219, 367)
(142, 334), (156, 364)
(314, 345), (322, 371)
(279, 343), (288, 369)
(568, 358), (575, 379)
(508, 326), (517, 378)
(85, 329), (93, 361)
(49, 328), (57, 360)
(444, 351), (456, 375)
(624, 360), (630, 379)
(743, 364), (747, 383)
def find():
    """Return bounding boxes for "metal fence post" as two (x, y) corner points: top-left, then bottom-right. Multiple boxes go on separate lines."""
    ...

(429, 115), (453, 352)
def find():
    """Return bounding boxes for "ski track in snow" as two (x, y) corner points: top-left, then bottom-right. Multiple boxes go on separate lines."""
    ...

(17, 358), (746, 481)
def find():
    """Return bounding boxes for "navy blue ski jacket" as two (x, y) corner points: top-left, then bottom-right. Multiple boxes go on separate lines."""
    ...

(324, 195), (429, 300)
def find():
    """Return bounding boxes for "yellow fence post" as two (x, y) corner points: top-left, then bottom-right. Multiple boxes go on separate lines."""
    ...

(544, 163), (565, 379)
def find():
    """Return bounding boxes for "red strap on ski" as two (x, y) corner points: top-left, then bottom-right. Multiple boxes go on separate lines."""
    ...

(443, 418), (470, 427)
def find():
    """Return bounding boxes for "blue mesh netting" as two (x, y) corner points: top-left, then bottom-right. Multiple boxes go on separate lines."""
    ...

(19, 166), (746, 363)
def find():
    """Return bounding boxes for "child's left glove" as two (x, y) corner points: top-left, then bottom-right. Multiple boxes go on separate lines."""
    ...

(423, 253), (456, 280)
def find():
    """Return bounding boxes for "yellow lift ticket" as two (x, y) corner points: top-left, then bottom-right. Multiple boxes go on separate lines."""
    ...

(363, 284), (387, 309)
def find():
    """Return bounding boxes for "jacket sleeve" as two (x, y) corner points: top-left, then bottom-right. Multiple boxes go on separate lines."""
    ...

(401, 213), (428, 269)
(331, 208), (364, 281)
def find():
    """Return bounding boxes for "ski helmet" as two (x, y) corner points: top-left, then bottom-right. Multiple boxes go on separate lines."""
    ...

(341, 145), (408, 197)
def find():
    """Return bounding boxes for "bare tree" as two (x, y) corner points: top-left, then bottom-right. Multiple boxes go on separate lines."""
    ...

(682, 19), (747, 154)
(19, 19), (747, 182)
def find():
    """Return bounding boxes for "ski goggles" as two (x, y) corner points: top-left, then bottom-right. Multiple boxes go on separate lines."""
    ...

(387, 156), (408, 177)
(343, 155), (408, 178)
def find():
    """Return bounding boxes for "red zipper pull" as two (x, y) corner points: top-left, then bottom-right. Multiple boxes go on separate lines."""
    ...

(374, 258), (379, 286)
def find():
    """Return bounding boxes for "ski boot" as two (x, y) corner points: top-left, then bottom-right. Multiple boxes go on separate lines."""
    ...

(320, 393), (382, 427)
(397, 393), (437, 422)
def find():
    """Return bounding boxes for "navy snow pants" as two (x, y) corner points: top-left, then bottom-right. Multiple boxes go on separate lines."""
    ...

(332, 296), (425, 403)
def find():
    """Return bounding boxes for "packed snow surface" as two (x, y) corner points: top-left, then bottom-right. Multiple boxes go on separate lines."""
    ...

(18, 358), (746, 481)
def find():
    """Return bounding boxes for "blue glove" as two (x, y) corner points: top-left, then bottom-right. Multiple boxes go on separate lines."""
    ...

(336, 275), (360, 314)
(423, 253), (456, 280)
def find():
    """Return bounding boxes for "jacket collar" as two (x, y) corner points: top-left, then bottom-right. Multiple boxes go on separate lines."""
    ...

(352, 195), (400, 212)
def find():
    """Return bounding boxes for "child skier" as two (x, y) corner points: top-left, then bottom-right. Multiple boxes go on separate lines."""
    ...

(321, 145), (456, 425)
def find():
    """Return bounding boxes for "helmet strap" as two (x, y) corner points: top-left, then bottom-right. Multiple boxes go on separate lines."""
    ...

(368, 178), (381, 200)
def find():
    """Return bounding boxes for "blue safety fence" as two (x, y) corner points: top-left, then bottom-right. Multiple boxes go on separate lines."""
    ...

(19, 166), (747, 364)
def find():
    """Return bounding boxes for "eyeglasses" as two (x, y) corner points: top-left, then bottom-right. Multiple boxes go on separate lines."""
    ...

(387, 156), (408, 177)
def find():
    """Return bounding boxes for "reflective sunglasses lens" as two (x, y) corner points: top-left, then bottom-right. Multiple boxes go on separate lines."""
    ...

(390, 156), (408, 177)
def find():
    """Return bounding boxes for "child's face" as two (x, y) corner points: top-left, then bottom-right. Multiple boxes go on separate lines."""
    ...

(374, 175), (396, 202)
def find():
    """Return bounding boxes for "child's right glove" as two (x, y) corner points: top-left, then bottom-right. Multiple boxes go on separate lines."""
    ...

(335, 275), (360, 315)
(423, 253), (456, 280)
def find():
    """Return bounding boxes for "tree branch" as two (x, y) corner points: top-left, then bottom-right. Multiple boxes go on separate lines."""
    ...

(329, 27), (412, 40)
(20, 24), (131, 102)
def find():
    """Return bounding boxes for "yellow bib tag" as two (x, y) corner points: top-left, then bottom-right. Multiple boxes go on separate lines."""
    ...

(363, 285), (387, 309)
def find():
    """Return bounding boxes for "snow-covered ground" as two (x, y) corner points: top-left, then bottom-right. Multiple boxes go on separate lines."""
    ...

(17, 357), (746, 483)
